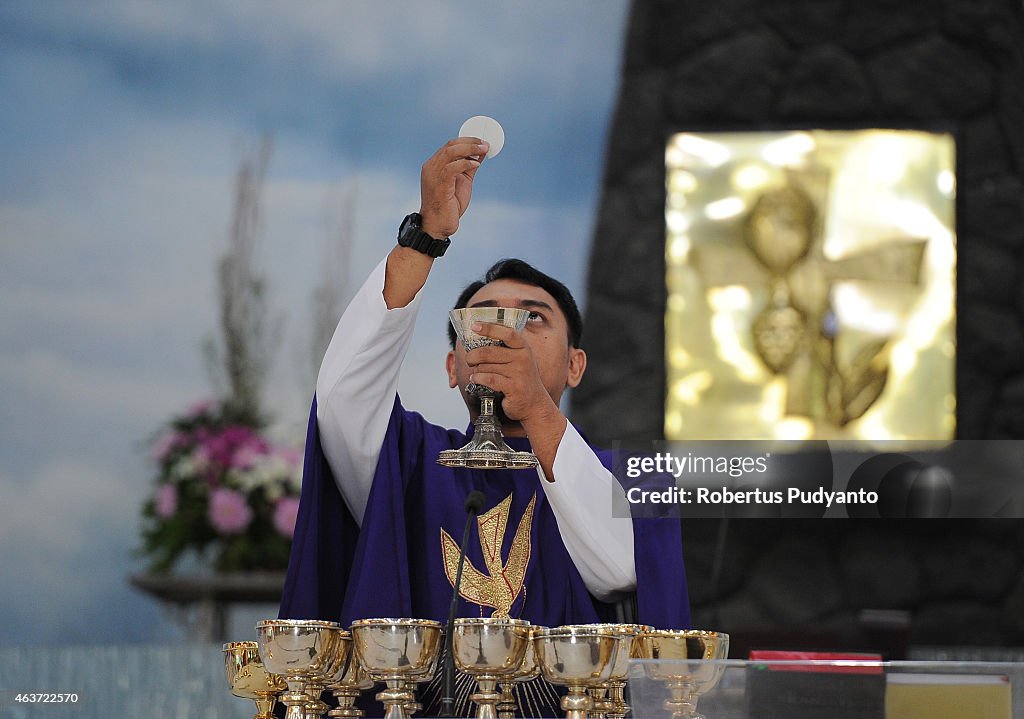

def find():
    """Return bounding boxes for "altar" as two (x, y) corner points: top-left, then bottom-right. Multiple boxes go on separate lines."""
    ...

(2, 643), (1020, 719)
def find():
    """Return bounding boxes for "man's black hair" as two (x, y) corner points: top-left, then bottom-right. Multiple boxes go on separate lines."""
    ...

(447, 259), (583, 349)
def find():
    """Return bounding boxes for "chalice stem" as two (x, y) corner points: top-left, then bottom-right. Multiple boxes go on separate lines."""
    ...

(561, 685), (592, 719)
(496, 683), (516, 719)
(281, 682), (309, 719)
(664, 678), (698, 719)
(328, 687), (364, 718)
(252, 696), (277, 719)
(471, 676), (501, 719)
(378, 680), (411, 719)
(606, 681), (629, 719)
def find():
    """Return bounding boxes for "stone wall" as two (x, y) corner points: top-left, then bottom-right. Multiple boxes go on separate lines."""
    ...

(574, 0), (1024, 653)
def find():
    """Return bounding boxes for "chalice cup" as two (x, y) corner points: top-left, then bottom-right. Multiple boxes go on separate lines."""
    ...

(634, 630), (729, 719)
(452, 617), (532, 719)
(327, 647), (374, 719)
(256, 619), (347, 719)
(580, 624), (653, 719)
(223, 641), (287, 719)
(497, 626), (542, 719)
(308, 630), (353, 719)
(321, 635), (374, 716)
(437, 307), (539, 470)
(534, 626), (631, 719)
(351, 618), (443, 719)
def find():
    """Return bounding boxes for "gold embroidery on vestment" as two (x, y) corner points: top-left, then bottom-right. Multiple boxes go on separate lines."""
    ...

(440, 492), (535, 619)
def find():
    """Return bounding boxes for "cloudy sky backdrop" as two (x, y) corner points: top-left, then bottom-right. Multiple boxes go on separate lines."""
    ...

(0, 1), (632, 644)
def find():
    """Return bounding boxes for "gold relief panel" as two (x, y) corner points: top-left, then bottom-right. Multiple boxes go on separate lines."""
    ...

(664, 130), (955, 441)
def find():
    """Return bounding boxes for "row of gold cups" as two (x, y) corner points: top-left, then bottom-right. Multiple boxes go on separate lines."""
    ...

(224, 618), (729, 719)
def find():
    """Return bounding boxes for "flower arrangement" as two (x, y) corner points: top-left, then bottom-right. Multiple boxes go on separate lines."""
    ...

(140, 399), (302, 573)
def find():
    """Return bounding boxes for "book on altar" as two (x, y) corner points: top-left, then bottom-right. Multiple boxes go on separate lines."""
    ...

(885, 673), (1011, 719)
(746, 650), (884, 719)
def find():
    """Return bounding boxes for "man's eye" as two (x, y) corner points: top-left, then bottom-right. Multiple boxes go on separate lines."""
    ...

(527, 311), (543, 322)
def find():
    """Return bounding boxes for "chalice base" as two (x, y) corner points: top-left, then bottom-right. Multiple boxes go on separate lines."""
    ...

(328, 687), (364, 718)
(437, 408), (537, 470)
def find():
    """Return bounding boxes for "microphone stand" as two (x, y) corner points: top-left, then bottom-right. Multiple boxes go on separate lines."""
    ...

(440, 490), (486, 717)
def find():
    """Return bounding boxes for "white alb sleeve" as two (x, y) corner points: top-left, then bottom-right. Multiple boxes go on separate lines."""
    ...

(537, 423), (637, 601)
(315, 256), (422, 525)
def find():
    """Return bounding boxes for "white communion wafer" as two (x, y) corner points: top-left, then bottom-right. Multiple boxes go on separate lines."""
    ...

(459, 116), (504, 159)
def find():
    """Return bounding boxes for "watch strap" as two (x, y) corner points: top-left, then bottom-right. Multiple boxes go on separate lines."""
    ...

(398, 213), (450, 258)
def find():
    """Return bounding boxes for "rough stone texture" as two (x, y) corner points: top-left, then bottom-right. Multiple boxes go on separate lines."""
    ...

(578, 0), (1024, 649)
(749, 535), (846, 624)
(652, 0), (762, 68)
(959, 116), (1012, 182)
(991, 375), (1024, 439)
(920, 537), (1020, 600)
(956, 369), (997, 439)
(840, 529), (923, 608)
(1005, 574), (1024, 634)
(962, 175), (1024, 250)
(958, 241), (1018, 306)
(839, 0), (940, 53)
(758, 0), (845, 47)
(959, 304), (1024, 378)
(602, 70), (667, 183)
(912, 601), (1009, 645)
(776, 45), (875, 120)
(667, 31), (794, 123)
(866, 36), (994, 119)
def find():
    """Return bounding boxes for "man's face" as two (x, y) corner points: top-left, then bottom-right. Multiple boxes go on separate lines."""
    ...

(445, 278), (586, 420)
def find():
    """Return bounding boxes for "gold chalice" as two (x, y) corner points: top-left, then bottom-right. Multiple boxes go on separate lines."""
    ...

(533, 625), (631, 719)
(350, 618), (443, 719)
(256, 619), (347, 719)
(317, 630), (370, 719)
(452, 617), (532, 719)
(326, 646), (374, 719)
(223, 641), (287, 719)
(634, 630), (729, 719)
(496, 626), (542, 719)
(580, 624), (653, 719)
(437, 307), (539, 470)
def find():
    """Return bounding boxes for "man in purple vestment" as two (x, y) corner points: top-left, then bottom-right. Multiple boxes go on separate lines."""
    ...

(279, 138), (690, 715)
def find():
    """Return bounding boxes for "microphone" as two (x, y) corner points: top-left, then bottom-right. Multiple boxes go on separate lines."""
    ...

(440, 490), (486, 716)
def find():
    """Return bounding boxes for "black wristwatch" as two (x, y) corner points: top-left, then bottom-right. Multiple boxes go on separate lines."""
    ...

(397, 213), (450, 258)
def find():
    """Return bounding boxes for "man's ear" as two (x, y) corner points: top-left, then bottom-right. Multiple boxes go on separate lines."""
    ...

(445, 350), (458, 388)
(566, 347), (587, 389)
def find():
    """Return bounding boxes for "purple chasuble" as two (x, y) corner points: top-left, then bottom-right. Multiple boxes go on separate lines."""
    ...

(280, 395), (690, 630)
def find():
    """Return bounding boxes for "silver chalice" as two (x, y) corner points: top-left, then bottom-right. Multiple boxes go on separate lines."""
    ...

(437, 307), (539, 470)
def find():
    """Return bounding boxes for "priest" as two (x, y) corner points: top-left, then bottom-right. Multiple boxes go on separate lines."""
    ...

(279, 136), (690, 714)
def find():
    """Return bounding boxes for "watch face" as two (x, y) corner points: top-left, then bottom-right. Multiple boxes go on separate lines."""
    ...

(398, 213), (418, 245)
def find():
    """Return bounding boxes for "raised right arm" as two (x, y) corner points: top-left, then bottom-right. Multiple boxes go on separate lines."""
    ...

(315, 138), (488, 523)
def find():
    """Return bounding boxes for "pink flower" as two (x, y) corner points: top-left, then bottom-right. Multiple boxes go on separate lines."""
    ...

(186, 398), (216, 418)
(274, 446), (303, 469)
(272, 497), (300, 539)
(200, 426), (268, 470)
(150, 431), (184, 462)
(231, 444), (265, 471)
(208, 487), (253, 535)
(154, 484), (177, 519)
